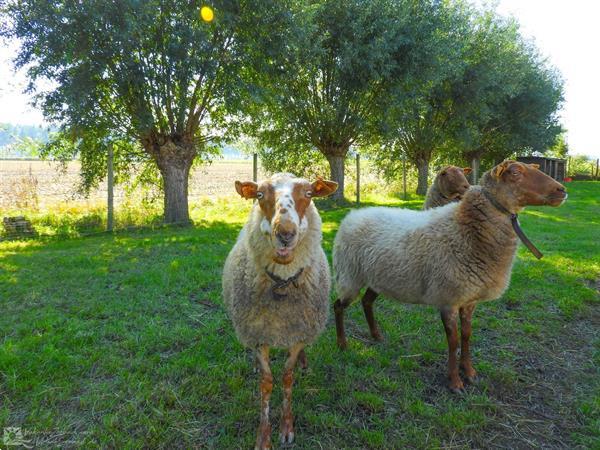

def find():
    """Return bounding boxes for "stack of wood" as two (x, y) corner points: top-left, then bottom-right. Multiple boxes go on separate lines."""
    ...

(2, 216), (36, 237)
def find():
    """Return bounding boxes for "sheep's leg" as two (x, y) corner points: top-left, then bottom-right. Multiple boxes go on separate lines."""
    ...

(440, 308), (464, 393)
(255, 345), (273, 450)
(334, 298), (352, 350)
(361, 288), (383, 341)
(280, 342), (304, 445)
(297, 348), (308, 371)
(459, 304), (477, 383)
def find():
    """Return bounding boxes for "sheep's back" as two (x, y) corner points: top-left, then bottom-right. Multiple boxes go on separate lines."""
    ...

(333, 204), (484, 307)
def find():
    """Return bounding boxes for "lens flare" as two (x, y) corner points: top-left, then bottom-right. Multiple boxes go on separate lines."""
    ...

(200, 6), (214, 22)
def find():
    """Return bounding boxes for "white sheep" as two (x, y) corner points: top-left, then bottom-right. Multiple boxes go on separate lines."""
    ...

(222, 173), (337, 449)
(332, 161), (567, 393)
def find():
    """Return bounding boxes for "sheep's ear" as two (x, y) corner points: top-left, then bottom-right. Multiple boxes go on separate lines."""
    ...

(492, 160), (514, 179)
(462, 167), (472, 175)
(311, 177), (338, 197)
(494, 161), (525, 180)
(529, 163), (540, 170)
(235, 181), (258, 199)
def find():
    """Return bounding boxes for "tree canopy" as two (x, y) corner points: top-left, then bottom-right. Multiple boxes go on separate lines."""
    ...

(1, 0), (565, 202)
(248, 0), (427, 199)
(369, 5), (563, 190)
(1, 0), (290, 222)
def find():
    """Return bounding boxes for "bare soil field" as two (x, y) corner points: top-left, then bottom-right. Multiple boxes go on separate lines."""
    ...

(0, 159), (265, 209)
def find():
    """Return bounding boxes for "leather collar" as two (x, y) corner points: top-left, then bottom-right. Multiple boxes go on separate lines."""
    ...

(265, 267), (304, 301)
(482, 189), (543, 259)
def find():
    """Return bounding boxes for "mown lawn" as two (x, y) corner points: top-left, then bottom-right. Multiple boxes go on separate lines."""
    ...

(1, 182), (598, 448)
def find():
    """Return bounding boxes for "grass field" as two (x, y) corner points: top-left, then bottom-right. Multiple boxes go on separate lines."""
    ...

(1, 182), (598, 448)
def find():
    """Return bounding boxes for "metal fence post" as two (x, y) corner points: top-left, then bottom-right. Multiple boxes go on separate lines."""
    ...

(253, 153), (258, 182)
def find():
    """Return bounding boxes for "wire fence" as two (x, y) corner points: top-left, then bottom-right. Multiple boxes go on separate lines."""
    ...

(0, 156), (392, 240)
(1, 155), (596, 240)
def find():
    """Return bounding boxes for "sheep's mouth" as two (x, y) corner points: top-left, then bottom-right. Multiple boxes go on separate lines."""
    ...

(276, 247), (293, 257)
(273, 245), (297, 264)
(546, 192), (568, 206)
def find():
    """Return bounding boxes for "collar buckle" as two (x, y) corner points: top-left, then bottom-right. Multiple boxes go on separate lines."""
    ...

(265, 267), (304, 301)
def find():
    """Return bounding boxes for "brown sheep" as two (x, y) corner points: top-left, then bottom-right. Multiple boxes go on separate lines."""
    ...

(222, 173), (337, 449)
(423, 165), (472, 209)
(332, 161), (567, 393)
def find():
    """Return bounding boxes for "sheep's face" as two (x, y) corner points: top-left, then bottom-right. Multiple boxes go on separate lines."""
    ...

(493, 161), (567, 207)
(437, 166), (472, 200)
(235, 173), (338, 264)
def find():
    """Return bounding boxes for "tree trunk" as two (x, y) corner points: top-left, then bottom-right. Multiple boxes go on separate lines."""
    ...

(416, 159), (429, 196)
(471, 156), (480, 184)
(160, 160), (193, 224)
(324, 148), (348, 201)
(148, 138), (196, 225)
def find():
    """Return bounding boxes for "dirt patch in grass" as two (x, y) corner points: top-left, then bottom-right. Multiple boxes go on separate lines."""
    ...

(411, 307), (599, 448)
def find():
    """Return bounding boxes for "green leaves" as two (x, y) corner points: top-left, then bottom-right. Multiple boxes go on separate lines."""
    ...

(1, 0), (564, 200)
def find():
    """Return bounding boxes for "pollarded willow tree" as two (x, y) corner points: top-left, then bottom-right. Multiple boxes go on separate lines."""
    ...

(370, 5), (563, 193)
(454, 11), (563, 181)
(371, 1), (475, 195)
(249, 0), (428, 200)
(1, 0), (290, 223)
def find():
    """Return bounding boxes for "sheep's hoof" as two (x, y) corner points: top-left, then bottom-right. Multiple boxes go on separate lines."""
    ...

(372, 330), (385, 342)
(448, 378), (465, 395)
(464, 372), (477, 384)
(449, 385), (466, 395)
(460, 365), (477, 384)
(279, 428), (295, 445)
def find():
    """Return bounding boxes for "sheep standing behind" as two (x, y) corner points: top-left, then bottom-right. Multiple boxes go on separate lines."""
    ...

(333, 161), (567, 392)
(423, 165), (471, 209)
(222, 173), (337, 449)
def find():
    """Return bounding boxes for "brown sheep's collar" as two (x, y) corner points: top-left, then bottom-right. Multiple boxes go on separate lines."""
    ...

(265, 267), (304, 301)
(482, 189), (543, 259)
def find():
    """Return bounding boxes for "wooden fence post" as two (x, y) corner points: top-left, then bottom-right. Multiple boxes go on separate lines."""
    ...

(596, 158), (599, 179)
(402, 153), (407, 200)
(356, 153), (360, 205)
(253, 153), (258, 182)
(471, 157), (480, 184)
(107, 142), (114, 232)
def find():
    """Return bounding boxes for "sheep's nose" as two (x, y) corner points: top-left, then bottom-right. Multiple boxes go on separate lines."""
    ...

(277, 230), (296, 245)
(462, 185), (469, 190)
(557, 186), (566, 193)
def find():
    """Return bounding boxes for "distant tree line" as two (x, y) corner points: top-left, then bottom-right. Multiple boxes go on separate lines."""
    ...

(1, 0), (564, 222)
(0, 123), (52, 157)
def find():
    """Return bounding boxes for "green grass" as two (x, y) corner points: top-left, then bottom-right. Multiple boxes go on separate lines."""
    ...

(1, 183), (598, 448)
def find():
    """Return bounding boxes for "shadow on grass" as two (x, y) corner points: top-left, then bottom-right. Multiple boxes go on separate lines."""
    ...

(0, 183), (598, 448)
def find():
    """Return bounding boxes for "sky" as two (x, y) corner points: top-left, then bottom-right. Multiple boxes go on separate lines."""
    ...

(0, 1), (599, 159)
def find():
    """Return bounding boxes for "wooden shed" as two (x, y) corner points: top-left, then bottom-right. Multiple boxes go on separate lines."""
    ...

(516, 156), (566, 181)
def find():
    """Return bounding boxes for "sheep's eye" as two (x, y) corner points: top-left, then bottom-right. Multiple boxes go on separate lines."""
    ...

(441, 172), (446, 176)
(256, 192), (264, 200)
(305, 191), (313, 198)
